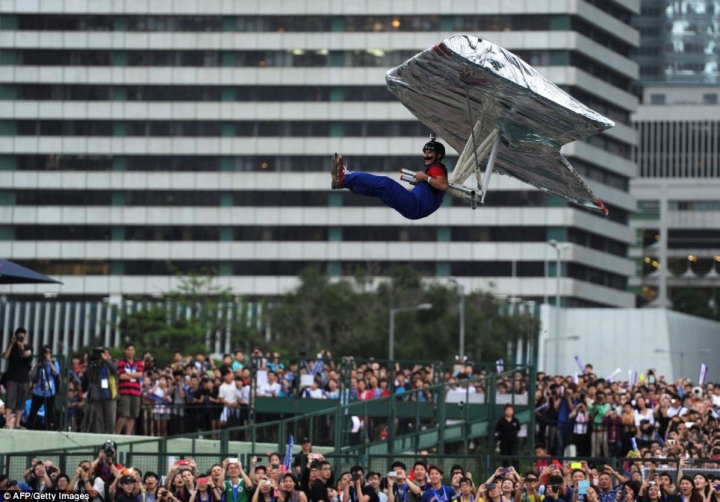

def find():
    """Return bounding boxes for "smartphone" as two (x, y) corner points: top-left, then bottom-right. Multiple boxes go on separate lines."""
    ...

(179, 460), (190, 466)
(502, 468), (510, 473)
(228, 458), (239, 464)
(255, 457), (263, 463)
(668, 439), (676, 445)
(571, 462), (582, 470)
(197, 478), (208, 484)
(272, 463), (280, 469)
(388, 471), (398, 478)
(578, 481), (589, 495)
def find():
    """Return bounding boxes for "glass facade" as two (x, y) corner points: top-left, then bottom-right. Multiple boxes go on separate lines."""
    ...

(633, 0), (720, 84)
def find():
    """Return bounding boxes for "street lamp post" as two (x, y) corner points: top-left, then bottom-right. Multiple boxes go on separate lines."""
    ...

(654, 348), (710, 379)
(542, 335), (579, 373)
(548, 240), (570, 374)
(389, 303), (433, 361)
(448, 277), (466, 359)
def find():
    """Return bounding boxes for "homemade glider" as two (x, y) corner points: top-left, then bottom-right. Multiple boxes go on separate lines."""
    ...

(386, 35), (615, 214)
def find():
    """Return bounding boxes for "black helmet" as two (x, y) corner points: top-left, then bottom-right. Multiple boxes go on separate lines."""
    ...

(423, 133), (445, 158)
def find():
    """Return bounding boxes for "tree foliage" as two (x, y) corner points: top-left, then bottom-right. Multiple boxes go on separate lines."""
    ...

(116, 270), (263, 365)
(671, 288), (720, 321)
(268, 265), (540, 362)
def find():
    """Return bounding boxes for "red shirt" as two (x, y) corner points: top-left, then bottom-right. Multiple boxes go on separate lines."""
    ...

(117, 358), (144, 396)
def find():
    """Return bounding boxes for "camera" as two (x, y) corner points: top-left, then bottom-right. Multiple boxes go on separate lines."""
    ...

(102, 439), (116, 457)
(352, 472), (361, 482)
(551, 485), (562, 493)
(160, 490), (169, 498)
(7, 480), (18, 488)
(47, 466), (58, 476)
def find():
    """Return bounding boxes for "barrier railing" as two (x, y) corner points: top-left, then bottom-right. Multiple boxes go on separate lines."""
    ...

(2, 366), (537, 478)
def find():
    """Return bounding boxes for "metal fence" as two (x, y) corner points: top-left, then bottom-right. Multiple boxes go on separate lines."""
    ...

(1, 367), (537, 477)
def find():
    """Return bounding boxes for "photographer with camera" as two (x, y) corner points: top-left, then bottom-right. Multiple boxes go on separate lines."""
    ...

(23, 459), (54, 493)
(69, 460), (104, 502)
(92, 439), (124, 498)
(26, 344), (60, 430)
(544, 476), (568, 502)
(0, 474), (23, 498)
(2, 327), (33, 429)
(83, 347), (118, 434)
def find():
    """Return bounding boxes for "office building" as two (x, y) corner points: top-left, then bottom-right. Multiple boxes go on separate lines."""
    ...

(0, 1), (639, 349)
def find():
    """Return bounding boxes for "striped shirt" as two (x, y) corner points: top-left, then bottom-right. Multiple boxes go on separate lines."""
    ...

(117, 359), (144, 396)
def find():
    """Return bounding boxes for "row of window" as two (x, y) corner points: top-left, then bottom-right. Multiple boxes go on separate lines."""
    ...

(8, 189), (550, 208)
(3, 48), (633, 90)
(4, 224), (628, 257)
(7, 154), (428, 173)
(571, 158), (629, 192)
(3, 83), (631, 126)
(13, 259), (628, 291)
(6, 13), (631, 48)
(6, 84), (394, 102)
(5, 225), (548, 243)
(8, 119), (431, 138)
(669, 200), (720, 211)
(582, 0), (634, 25)
(10, 49), (418, 68)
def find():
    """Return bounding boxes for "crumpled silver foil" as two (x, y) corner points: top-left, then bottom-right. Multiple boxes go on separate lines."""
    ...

(386, 34), (616, 213)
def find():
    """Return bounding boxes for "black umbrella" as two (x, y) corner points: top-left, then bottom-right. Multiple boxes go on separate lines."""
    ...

(0, 258), (63, 285)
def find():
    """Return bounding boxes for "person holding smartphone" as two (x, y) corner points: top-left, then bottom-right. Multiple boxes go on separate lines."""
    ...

(221, 459), (254, 502)
(385, 461), (423, 502)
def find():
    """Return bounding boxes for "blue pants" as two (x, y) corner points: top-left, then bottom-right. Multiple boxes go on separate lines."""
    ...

(343, 172), (444, 220)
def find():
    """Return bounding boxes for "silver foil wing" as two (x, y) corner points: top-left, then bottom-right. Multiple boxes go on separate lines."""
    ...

(385, 34), (616, 213)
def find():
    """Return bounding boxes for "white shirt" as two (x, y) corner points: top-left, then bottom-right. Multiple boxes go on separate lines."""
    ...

(235, 384), (251, 405)
(219, 382), (238, 405)
(667, 405), (687, 418)
(259, 381), (281, 397)
(634, 408), (655, 440)
(574, 411), (588, 434)
(712, 394), (720, 407)
(304, 387), (326, 399)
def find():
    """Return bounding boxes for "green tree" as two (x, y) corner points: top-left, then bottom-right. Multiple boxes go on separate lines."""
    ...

(116, 269), (263, 365)
(268, 265), (540, 362)
(671, 288), (719, 321)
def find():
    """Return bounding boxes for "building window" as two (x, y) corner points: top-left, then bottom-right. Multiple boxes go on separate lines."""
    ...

(650, 94), (666, 104)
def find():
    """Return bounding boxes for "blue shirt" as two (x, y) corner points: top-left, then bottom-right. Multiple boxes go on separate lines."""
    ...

(420, 486), (456, 502)
(33, 360), (60, 397)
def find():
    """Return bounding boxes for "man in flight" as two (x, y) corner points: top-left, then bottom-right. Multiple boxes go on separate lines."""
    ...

(331, 136), (449, 220)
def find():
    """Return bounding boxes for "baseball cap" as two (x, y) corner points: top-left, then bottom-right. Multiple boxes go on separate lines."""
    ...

(119, 475), (136, 485)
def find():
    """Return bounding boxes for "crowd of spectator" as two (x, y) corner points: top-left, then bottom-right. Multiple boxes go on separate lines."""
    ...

(533, 363), (720, 462)
(1, 327), (719, 475)
(2, 440), (720, 502)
